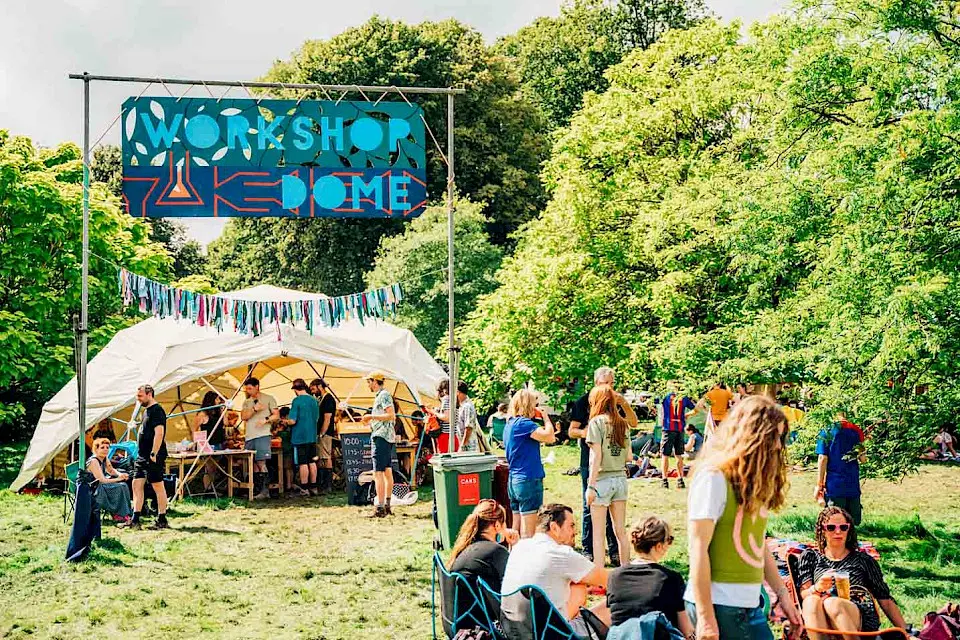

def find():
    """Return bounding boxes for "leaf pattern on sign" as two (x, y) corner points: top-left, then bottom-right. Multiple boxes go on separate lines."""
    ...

(149, 100), (164, 120)
(125, 109), (137, 141)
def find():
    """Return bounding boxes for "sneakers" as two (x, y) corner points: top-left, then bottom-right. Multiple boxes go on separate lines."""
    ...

(661, 478), (670, 489)
(298, 488), (311, 497)
(373, 505), (386, 518)
(129, 519), (142, 530)
(254, 489), (270, 500)
(309, 487), (320, 496)
(384, 501), (393, 516)
(678, 477), (686, 489)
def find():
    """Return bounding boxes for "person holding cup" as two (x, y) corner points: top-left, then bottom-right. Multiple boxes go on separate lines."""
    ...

(798, 506), (908, 639)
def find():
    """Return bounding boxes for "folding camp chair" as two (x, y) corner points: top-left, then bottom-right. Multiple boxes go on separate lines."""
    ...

(62, 460), (81, 522)
(490, 417), (506, 447)
(784, 554), (908, 640)
(432, 552), (499, 639)
(498, 582), (589, 640)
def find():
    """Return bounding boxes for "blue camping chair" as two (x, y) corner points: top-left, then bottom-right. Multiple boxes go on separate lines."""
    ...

(476, 578), (607, 640)
(432, 552), (499, 639)
(109, 440), (138, 462)
(495, 581), (587, 640)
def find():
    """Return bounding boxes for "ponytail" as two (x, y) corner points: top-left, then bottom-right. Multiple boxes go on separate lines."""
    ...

(449, 499), (506, 564)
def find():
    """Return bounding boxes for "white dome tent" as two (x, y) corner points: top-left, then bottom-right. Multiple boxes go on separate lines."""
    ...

(12, 285), (446, 492)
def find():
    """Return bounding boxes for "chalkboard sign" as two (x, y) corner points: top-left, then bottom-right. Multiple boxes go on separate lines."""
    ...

(340, 426), (401, 506)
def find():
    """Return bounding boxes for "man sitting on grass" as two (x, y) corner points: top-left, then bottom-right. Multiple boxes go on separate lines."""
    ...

(500, 503), (611, 635)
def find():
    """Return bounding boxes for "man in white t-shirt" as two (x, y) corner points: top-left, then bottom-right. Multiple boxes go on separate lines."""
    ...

(501, 503), (611, 634)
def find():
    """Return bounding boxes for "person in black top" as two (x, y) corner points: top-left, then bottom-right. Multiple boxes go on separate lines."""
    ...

(310, 378), (338, 493)
(567, 367), (637, 564)
(607, 516), (694, 636)
(798, 506), (907, 638)
(131, 384), (169, 530)
(449, 499), (519, 599)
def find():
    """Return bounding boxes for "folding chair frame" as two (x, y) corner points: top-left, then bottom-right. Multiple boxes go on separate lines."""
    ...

(784, 553), (908, 640)
(432, 552), (499, 639)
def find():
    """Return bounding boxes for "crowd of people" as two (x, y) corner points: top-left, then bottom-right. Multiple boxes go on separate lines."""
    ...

(443, 368), (910, 639)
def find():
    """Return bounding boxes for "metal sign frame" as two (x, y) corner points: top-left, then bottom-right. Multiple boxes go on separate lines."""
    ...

(70, 72), (466, 468)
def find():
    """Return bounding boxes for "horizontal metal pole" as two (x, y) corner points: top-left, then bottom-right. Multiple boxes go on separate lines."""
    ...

(68, 72), (465, 95)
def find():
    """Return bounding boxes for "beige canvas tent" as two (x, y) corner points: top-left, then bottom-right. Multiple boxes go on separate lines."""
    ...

(12, 285), (446, 492)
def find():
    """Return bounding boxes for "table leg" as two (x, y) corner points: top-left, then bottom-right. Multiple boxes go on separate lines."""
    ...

(228, 455), (234, 498)
(278, 448), (284, 496)
(248, 452), (254, 500)
(178, 458), (185, 500)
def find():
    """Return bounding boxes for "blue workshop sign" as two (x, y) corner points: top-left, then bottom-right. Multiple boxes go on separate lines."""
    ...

(121, 97), (427, 218)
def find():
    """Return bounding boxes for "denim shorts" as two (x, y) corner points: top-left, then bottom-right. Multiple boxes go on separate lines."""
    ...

(246, 436), (272, 462)
(592, 474), (628, 506)
(685, 600), (773, 640)
(508, 476), (544, 515)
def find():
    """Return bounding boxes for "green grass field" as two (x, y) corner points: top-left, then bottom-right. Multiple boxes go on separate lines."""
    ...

(1, 442), (958, 639)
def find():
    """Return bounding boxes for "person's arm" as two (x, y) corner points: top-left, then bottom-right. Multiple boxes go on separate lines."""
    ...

(363, 400), (396, 422)
(586, 442), (602, 506)
(285, 401), (299, 427)
(677, 610), (695, 639)
(878, 599), (908, 629)
(567, 420), (586, 439)
(688, 518), (720, 640)
(104, 459), (126, 480)
(87, 458), (108, 482)
(616, 395), (638, 429)
(151, 422), (165, 460)
(319, 409), (333, 437)
(685, 435), (695, 452)
(529, 419), (557, 444)
(764, 543), (802, 638)
(240, 401), (255, 421)
(193, 411), (207, 432)
(815, 454), (828, 501)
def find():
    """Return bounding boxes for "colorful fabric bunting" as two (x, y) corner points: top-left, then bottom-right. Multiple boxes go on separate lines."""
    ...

(117, 268), (403, 336)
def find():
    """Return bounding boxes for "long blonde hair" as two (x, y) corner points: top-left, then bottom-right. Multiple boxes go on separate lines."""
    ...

(589, 386), (627, 449)
(696, 395), (789, 514)
(450, 499), (506, 564)
(509, 389), (538, 419)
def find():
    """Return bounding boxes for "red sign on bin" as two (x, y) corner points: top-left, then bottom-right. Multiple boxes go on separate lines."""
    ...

(458, 473), (480, 506)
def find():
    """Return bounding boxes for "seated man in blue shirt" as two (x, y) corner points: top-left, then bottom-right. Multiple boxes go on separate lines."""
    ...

(815, 412), (866, 524)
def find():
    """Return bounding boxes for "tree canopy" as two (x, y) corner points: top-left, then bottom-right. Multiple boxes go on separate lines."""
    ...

(0, 132), (170, 440)
(459, 7), (960, 475)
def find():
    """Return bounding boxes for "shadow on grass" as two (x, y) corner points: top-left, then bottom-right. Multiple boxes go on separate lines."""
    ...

(173, 525), (241, 535)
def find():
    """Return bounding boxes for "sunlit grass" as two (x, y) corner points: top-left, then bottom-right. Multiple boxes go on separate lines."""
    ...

(0, 442), (957, 637)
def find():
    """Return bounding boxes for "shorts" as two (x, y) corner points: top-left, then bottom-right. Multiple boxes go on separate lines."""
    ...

(246, 436), (272, 462)
(133, 455), (166, 483)
(592, 474), (628, 506)
(661, 430), (685, 457)
(827, 495), (863, 526)
(293, 443), (317, 466)
(318, 435), (333, 463)
(371, 436), (395, 472)
(685, 600), (773, 640)
(508, 476), (544, 515)
(568, 615), (589, 637)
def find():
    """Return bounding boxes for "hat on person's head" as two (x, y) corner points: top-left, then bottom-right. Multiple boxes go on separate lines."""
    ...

(365, 371), (386, 383)
(291, 378), (308, 391)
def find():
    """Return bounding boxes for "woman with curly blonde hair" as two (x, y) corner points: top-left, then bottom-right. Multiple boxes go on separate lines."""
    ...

(684, 395), (802, 640)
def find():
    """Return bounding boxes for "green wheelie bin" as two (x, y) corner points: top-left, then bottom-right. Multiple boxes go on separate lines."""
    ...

(430, 452), (498, 549)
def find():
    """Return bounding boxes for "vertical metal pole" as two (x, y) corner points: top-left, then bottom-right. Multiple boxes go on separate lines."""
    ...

(78, 73), (90, 467)
(446, 93), (456, 454)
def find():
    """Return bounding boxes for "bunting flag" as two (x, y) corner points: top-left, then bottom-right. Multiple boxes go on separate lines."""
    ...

(117, 268), (403, 336)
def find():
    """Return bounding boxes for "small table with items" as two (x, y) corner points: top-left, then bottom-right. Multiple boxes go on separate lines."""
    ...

(165, 449), (256, 500)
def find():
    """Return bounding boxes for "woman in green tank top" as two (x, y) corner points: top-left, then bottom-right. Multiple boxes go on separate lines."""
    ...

(684, 396), (802, 640)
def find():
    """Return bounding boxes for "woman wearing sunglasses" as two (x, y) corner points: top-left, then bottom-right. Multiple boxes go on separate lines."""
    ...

(606, 516), (695, 636)
(798, 506), (907, 638)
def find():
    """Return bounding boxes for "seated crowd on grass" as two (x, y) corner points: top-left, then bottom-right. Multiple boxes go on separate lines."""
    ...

(453, 377), (911, 639)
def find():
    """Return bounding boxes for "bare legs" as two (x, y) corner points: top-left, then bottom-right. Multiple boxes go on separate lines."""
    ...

(590, 502), (629, 569)
(802, 595), (862, 640)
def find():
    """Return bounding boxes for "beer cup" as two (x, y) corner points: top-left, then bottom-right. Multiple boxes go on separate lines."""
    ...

(834, 570), (851, 599)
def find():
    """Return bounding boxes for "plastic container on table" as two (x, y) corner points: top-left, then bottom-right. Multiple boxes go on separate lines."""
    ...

(430, 452), (497, 549)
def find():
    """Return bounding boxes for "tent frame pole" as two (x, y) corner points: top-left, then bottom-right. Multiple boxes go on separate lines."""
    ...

(446, 93), (457, 455)
(78, 73), (90, 468)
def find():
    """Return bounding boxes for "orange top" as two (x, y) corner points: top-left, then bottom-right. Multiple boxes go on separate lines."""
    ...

(705, 387), (733, 422)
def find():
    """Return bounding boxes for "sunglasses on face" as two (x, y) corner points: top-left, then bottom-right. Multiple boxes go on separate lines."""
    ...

(825, 524), (850, 532)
